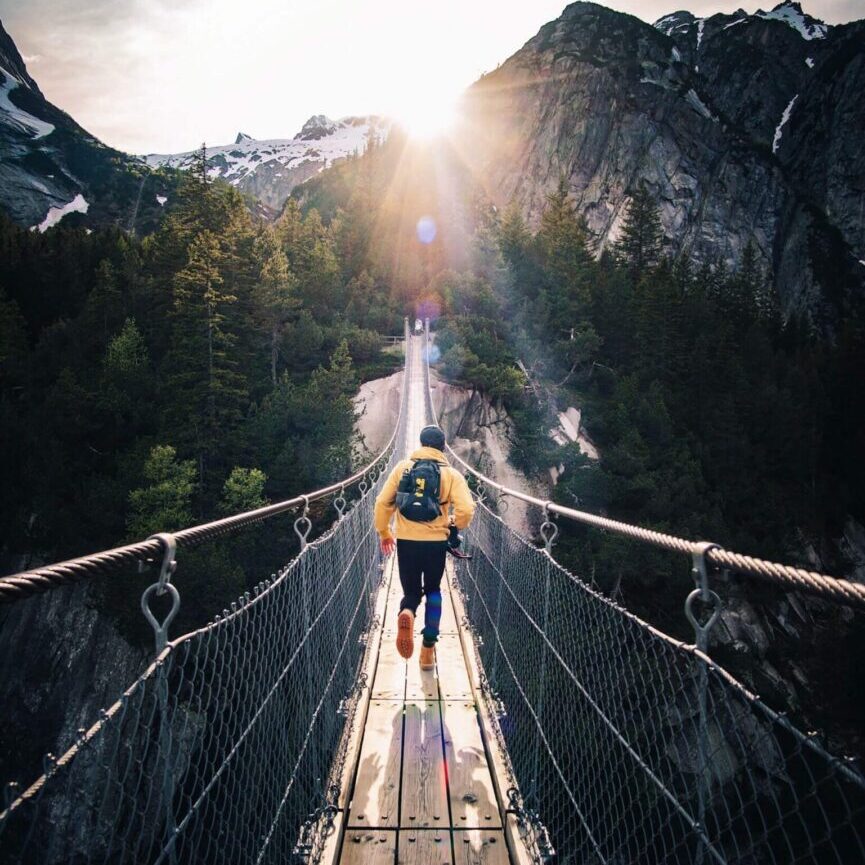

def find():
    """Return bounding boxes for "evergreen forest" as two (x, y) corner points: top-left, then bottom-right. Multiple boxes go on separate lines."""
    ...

(2, 135), (864, 746)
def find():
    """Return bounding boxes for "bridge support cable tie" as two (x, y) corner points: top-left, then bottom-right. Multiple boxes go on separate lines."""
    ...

(140, 532), (181, 656)
(685, 543), (724, 865)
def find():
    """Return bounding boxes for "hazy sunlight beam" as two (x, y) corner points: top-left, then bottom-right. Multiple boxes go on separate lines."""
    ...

(391, 89), (458, 140)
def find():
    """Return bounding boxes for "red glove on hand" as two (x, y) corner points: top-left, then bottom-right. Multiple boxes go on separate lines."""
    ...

(380, 537), (396, 557)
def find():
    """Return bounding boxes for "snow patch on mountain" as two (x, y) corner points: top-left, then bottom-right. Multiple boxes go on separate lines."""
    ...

(759, 2), (827, 39)
(655, 12), (695, 36)
(32, 193), (89, 232)
(773, 94), (798, 153)
(0, 65), (53, 139)
(685, 89), (717, 121)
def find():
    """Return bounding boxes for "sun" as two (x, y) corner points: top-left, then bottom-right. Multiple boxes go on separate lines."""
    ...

(392, 90), (458, 140)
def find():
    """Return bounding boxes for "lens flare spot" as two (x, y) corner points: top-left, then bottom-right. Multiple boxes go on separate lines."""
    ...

(425, 344), (441, 364)
(417, 297), (441, 322)
(416, 216), (437, 245)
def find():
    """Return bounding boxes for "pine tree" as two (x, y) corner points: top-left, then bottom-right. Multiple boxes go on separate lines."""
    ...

(536, 179), (595, 370)
(538, 179), (593, 290)
(82, 259), (123, 349)
(163, 230), (248, 481)
(0, 288), (28, 393)
(253, 228), (299, 384)
(615, 183), (665, 280)
(127, 445), (197, 538)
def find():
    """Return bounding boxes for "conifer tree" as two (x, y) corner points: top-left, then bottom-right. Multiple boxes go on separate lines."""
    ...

(164, 230), (247, 480)
(253, 228), (299, 384)
(127, 445), (197, 538)
(538, 178), (593, 291)
(615, 183), (665, 279)
(82, 259), (123, 348)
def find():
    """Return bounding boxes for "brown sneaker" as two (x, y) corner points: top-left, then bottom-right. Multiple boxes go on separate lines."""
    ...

(396, 609), (414, 660)
(419, 644), (435, 671)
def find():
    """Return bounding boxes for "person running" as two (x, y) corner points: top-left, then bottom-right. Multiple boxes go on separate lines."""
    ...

(374, 425), (475, 670)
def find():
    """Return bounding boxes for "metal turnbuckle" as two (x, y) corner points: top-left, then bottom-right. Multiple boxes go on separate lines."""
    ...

(141, 533), (181, 655)
(685, 542), (723, 651)
(294, 496), (312, 550)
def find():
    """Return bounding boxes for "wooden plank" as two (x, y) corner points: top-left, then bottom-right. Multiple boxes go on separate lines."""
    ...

(452, 830), (510, 865)
(449, 580), (536, 865)
(435, 635), (473, 700)
(339, 830), (397, 865)
(442, 701), (501, 828)
(405, 647), (440, 700)
(397, 830), (453, 865)
(400, 700), (449, 828)
(439, 584), (458, 633)
(347, 700), (404, 828)
(372, 637), (406, 700)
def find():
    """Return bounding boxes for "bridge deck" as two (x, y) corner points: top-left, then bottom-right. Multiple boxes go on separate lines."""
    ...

(337, 557), (512, 865)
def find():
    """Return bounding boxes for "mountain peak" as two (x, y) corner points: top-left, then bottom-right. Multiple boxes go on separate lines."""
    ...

(758, 1), (828, 39)
(235, 132), (254, 144)
(654, 10), (697, 36)
(0, 20), (41, 94)
(295, 115), (338, 141)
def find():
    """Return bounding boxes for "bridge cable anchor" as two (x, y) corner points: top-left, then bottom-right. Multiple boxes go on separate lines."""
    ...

(141, 532), (180, 655)
(539, 502), (559, 554)
(294, 496), (312, 550)
(685, 542), (723, 652)
(333, 485), (347, 519)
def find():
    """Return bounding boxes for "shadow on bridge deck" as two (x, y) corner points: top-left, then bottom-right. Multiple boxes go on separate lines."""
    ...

(335, 556), (512, 865)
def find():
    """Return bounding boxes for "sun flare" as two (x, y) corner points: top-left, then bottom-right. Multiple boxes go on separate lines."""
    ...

(392, 91), (458, 140)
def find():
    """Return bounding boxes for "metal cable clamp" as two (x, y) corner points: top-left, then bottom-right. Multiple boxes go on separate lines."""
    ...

(333, 485), (347, 519)
(141, 533), (180, 654)
(685, 542), (723, 650)
(539, 502), (559, 554)
(294, 496), (312, 550)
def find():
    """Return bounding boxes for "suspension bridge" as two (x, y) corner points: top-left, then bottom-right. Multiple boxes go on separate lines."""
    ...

(0, 319), (863, 865)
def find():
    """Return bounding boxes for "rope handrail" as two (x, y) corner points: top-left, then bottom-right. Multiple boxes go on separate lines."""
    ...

(0, 320), (412, 606)
(422, 320), (865, 610)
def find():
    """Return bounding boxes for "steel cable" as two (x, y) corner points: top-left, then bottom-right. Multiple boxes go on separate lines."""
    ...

(421, 321), (865, 610)
(0, 345), (408, 605)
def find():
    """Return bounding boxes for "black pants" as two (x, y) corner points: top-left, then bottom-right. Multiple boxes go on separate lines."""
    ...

(396, 540), (447, 646)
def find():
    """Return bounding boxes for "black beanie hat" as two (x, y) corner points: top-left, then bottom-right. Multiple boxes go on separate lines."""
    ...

(419, 425), (446, 450)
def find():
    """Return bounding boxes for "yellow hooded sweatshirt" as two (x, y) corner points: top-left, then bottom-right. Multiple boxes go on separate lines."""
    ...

(374, 447), (475, 542)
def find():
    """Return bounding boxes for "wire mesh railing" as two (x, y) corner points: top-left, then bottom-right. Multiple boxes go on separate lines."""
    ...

(421, 319), (865, 864)
(456, 504), (865, 864)
(0, 325), (413, 865)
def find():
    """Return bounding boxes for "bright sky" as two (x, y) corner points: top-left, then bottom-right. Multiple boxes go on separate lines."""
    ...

(0, 0), (860, 154)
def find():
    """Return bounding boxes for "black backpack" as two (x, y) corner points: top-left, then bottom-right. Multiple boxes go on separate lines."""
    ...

(396, 459), (442, 522)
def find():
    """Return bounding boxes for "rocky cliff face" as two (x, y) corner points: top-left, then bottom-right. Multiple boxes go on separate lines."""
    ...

(0, 584), (147, 809)
(454, 1), (864, 323)
(0, 20), (179, 233)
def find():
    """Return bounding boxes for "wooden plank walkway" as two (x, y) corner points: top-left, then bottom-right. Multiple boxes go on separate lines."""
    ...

(338, 557), (511, 865)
